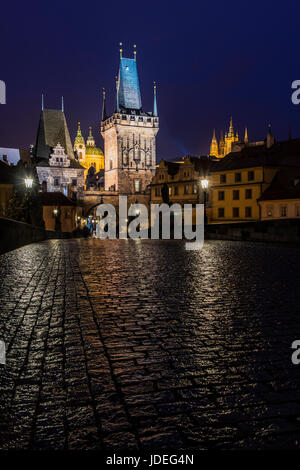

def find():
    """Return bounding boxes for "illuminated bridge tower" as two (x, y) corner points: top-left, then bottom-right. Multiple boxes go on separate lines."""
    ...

(101, 44), (159, 200)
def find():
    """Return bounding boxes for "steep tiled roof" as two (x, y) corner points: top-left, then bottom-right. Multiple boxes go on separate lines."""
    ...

(118, 57), (142, 111)
(34, 110), (75, 161)
(259, 168), (300, 201)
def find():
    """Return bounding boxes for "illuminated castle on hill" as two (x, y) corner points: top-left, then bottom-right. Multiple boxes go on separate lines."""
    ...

(210, 117), (248, 158)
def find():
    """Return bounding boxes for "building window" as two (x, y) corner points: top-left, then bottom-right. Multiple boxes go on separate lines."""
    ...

(169, 187), (172, 196)
(220, 174), (226, 184)
(193, 184), (198, 194)
(233, 190), (240, 200)
(155, 187), (160, 197)
(134, 180), (141, 193)
(184, 184), (189, 194)
(245, 207), (252, 217)
(248, 171), (254, 181)
(110, 159), (112, 170)
(296, 205), (300, 217)
(174, 186), (178, 196)
(233, 207), (239, 218)
(72, 179), (77, 186)
(79, 152), (82, 159)
(267, 206), (273, 217)
(54, 177), (60, 186)
(245, 189), (252, 199)
(122, 115), (127, 120)
(218, 191), (225, 201)
(281, 206), (287, 217)
(235, 172), (241, 183)
(218, 208), (225, 218)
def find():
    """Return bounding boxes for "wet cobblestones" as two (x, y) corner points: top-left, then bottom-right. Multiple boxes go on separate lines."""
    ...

(1, 238), (300, 450)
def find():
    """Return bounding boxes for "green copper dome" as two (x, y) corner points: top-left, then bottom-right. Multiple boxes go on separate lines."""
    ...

(85, 146), (104, 156)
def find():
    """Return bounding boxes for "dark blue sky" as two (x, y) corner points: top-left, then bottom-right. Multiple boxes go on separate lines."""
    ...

(1, 0), (300, 160)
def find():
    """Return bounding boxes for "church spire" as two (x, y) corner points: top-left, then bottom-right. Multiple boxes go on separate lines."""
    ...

(210, 129), (219, 157)
(102, 88), (107, 121)
(61, 96), (64, 112)
(244, 126), (248, 143)
(229, 116), (234, 136)
(77, 122), (82, 137)
(153, 81), (158, 117)
(133, 44), (137, 61)
(42, 93), (44, 111)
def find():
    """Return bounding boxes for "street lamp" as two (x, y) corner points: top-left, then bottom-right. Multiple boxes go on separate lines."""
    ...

(201, 178), (209, 224)
(24, 177), (33, 189)
(24, 177), (34, 224)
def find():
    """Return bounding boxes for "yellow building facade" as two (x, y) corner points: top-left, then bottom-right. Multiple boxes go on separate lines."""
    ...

(210, 165), (277, 222)
(73, 123), (104, 180)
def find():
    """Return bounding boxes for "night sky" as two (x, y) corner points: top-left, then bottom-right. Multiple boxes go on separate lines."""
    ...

(1, 0), (300, 160)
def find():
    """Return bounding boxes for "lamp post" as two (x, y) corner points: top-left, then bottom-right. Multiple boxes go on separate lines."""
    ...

(24, 177), (33, 224)
(201, 178), (209, 224)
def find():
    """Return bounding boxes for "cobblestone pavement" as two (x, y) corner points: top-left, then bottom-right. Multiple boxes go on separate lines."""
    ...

(1, 239), (300, 451)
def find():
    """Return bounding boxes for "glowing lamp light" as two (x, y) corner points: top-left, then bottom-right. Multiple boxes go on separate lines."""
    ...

(201, 179), (209, 190)
(24, 177), (33, 189)
(53, 209), (58, 216)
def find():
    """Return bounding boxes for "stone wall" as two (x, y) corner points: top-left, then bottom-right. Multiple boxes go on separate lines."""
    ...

(0, 217), (71, 255)
(206, 219), (300, 243)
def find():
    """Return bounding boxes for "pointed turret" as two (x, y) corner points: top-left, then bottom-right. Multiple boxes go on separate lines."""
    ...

(244, 127), (248, 144)
(73, 122), (86, 160)
(153, 81), (158, 117)
(42, 94), (44, 111)
(209, 129), (219, 157)
(74, 122), (85, 146)
(228, 116), (234, 137)
(102, 88), (108, 121)
(61, 96), (64, 112)
(86, 126), (96, 147)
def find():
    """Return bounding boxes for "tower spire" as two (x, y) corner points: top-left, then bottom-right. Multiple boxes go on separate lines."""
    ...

(119, 42), (123, 59)
(42, 93), (44, 111)
(115, 76), (119, 113)
(153, 81), (158, 117)
(77, 122), (82, 136)
(61, 96), (64, 112)
(244, 126), (248, 143)
(102, 88), (107, 121)
(133, 44), (137, 61)
(210, 128), (219, 157)
(229, 116), (234, 135)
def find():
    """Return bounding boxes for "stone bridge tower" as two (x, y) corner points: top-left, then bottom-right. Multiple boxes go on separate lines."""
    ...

(101, 45), (159, 198)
